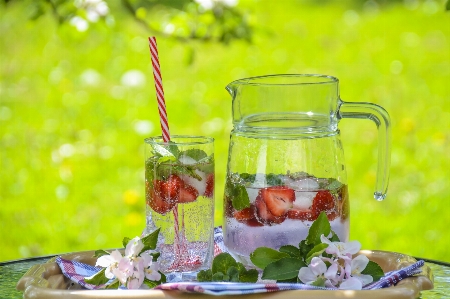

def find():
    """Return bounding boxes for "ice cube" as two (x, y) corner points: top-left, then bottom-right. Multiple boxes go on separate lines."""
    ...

(293, 191), (316, 209)
(179, 155), (197, 165)
(182, 170), (207, 195)
(286, 177), (319, 191)
(245, 187), (260, 203)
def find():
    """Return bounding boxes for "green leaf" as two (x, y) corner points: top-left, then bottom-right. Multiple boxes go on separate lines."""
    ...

(197, 269), (212, 282)
(181, 149), (208, 161)
(305, 243), (329, 264)
(250, 247), (289, 269)
(105, 279), (120, 289)
(232, 185), (250, 210)
(153, 143), (177, 158)
(151, 252), (160, 262)
(212, 272), (225, 281)
(157, 155), (177, 164)
(261, 257), (306, 280)
(143, 278), (159, 289)
(311, 277), (326, 287)
(122, 237), (131, 248)
(227, 266), (240, 282)
(299, 240), (314, 261)
(84, 268), (110, 285)
(326, 178), (343, 191)
(140, 228), (160, 253)
(211, 252), (237, 274)
(167, 141), (180, 157)
(239, 173), (256, 183)
(330, 230), (340, 242)
(238, 268), (258, 283)
(306, 212), (330, 245)
(446, 0), (450, 11)
(93, 249), (110, 258)
(361, 260), (385, 282)
(159, 272), (167, 283)
(277, 277), (299, 283)
(279, 245), (301, 259)
(266, 173), (283, 186)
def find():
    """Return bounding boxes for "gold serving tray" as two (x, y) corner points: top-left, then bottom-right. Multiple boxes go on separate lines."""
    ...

(16, 250), (433, 299)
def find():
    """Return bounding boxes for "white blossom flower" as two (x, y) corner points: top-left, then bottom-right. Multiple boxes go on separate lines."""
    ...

(320, 234), (361, 260)
(95, 250), (124, 279)
(298, 257), (337, 286)
(125, 237), (144, 258)
(339, 276), (363, 290)
(345, 254), (373, 286)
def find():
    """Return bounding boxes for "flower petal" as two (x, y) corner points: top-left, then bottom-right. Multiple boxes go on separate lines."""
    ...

(310, 257), (327, 276)
(351, 254), (370, 273)
(298, 267), (317, 284)
(339, 277), (363, 290)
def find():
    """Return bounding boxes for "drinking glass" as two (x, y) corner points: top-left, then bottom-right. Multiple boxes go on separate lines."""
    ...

(144, 136), (215, 276)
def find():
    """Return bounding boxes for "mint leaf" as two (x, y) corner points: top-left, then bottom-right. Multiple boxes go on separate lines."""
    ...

(266, 173), (283, 186)
(122, 237), (131, 248)
(212, 272), (225, 281)
(227, 266), (240, 282)
(326, 178), (343, 191)
(212, 252), (238, 275)
(306, 212), (330, 245)
(197, 269), (212, 282)
(225, 180), (250, 211)
(105, 279), (120, 289)
(279, 245), (301, 259)
(250, 247), (289, 269)
(361, 260), (384, 282)
(94, 249), (110, 258)
(167, 141), (180, 157)
(261, 257), (306, 280)
(239, 173), (256, 183)
(181, 149), (207, 161)
(238, 268), (258, 283)
(305, 243), (329, 264)
(84, 268), (109, 285)
(153, 143), (177, 158)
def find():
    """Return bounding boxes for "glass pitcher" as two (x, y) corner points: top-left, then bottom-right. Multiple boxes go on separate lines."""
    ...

(222, 74), (390, 265)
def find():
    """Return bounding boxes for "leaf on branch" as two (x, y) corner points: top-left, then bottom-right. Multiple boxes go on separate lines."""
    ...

(261, 257), (306, 281)
(84, 268), (110, 285)
(250, 247), (289, 269)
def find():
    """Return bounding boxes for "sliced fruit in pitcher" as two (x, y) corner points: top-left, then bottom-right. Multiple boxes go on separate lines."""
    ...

(260, 186), (295, 217)
(286, 208), (315, 221)
(255, 195), (286, 225)
(233, 205), (256, 222)
(311, 190), (335, 217)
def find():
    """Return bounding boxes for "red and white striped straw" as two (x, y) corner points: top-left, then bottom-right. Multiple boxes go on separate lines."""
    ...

(148, 36), (171, 142)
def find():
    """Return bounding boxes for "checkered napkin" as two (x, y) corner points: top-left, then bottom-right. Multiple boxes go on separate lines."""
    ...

(56, 227), (425, 294)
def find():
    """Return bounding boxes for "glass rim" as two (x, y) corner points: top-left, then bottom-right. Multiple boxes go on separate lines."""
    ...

(227, 74), (339, 86)
(144, 135), (214, 145)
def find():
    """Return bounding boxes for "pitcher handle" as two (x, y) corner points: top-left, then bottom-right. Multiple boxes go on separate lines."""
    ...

(338, 99), (391, 201)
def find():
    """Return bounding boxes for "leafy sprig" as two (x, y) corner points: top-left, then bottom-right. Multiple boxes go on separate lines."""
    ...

(249, 212), (384, 287)
(197, 253), (258, 283)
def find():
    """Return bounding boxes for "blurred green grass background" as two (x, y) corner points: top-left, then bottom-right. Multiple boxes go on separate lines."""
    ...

(1, 0), (449, 262)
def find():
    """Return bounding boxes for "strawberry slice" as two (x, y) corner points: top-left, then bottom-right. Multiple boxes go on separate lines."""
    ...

(146, 186), (176, 215)
(260, 186), (295, 217)
(311, 190), (335, 217)
(233, 205), (256, 222)
(155, 175), (183, 202)
(286, 208), (315, 221)
(255, 195), (286, 225)
(245, 218), (264, 227)
(178, 183), (199, 203)
(204, 173), (214, 198)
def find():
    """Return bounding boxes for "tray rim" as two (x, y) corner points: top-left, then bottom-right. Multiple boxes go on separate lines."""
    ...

(16, 249), (434, 299)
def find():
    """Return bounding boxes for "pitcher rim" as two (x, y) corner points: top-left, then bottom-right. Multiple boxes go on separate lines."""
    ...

(227, 74), (339, 86)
